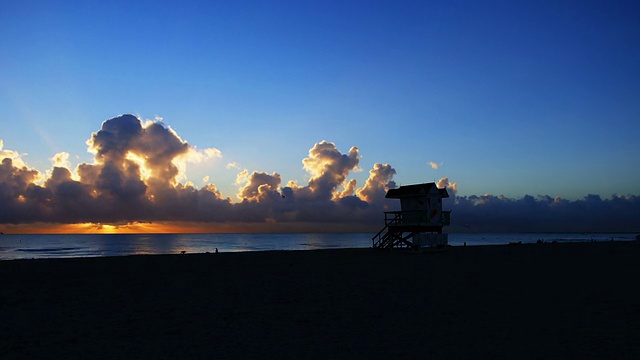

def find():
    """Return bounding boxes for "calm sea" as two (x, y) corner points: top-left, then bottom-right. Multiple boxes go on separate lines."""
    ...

(0, 232), (638, 260)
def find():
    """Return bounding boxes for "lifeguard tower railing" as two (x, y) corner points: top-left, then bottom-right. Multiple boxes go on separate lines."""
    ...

(372, 210), (451, 248)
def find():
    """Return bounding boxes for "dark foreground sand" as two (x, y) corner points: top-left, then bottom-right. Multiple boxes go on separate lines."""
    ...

(2, 241), (639, 359)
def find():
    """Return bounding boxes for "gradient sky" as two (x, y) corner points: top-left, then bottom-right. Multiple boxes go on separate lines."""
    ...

(1, 1), (639, 233)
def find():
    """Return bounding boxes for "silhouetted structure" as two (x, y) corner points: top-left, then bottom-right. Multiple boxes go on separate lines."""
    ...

(372, 182), (451, 249)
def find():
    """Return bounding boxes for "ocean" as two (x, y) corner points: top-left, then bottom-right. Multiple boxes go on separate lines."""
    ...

(0, 232), (637, 260)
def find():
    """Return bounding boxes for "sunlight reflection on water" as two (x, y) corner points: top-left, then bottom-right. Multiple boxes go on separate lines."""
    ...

(0, 232), (636, 260)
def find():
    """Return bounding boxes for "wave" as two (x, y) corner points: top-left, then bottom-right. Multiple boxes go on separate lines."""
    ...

(17, 247), (85, 253)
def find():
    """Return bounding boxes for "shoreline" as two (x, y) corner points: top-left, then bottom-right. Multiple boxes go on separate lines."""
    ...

(0, 233), (640, 262)
(2, 241), (639, 359)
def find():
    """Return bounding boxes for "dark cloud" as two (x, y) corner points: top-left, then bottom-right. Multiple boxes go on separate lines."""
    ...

(1, 114), (639, 233)
(238, 171), (282, 202)
(449, 193), (640, 233)
(89, 114), (143, 161)
(0, 158), (45, 223)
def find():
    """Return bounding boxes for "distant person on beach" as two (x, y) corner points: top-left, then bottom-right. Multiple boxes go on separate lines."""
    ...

(215, 248), (218, 254)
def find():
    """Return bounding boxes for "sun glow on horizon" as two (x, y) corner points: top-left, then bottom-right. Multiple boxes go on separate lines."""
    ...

(0, 221), (379, 235)
(0, 220), (301, 234)
(0, 222), (207, 234)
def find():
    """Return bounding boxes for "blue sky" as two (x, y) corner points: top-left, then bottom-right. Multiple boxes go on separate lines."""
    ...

(1, 0), (639, 208)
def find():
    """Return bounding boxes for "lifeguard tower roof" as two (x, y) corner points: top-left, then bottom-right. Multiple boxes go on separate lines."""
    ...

(385, 182), (449, 199)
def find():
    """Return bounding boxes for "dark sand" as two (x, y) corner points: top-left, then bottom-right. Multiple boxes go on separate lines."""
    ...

(2, 241), (639, 359)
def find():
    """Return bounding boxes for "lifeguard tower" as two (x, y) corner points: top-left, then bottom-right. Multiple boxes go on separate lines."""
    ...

(372, 182), (451, 249)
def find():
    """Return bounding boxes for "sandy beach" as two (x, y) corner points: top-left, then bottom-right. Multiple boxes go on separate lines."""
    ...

(1, 241), (639, 359)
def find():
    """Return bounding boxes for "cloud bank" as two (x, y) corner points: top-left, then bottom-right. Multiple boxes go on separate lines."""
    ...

(0, 115), (395, 231)
(449, 194), (640, 233)
(1, 115), (639, 233)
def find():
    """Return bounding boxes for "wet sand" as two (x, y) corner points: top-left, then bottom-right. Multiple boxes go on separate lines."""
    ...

(1, 241), (639, 359)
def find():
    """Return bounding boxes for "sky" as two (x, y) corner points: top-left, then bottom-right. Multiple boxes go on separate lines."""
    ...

(1, 1), (639, 233)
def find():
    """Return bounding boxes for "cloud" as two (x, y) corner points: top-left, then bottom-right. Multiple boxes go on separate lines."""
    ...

(428, 161), (439, 170)
(1, 115), (233, 225)
(0, 140), (28, 169)
(356, 163), (396, 204)
(237, 171), (282, 202)
(183, 147), (222, 163)
(2, 115), (640, 233)
(299, 140), (360, 201)
(1, 116), (383, 229)
(335, 179), (357, 199)
(436, 177), (457, 194)
(0, 157), (42, 223)
(449, 193), (640, 233)
(50, 152), (71, 169)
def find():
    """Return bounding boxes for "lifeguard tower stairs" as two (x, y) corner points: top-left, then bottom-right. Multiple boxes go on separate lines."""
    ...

(372, 183), (451, 250)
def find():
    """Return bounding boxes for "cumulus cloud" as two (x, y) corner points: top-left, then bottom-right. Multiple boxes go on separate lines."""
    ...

(50, 152), (71, 169)
(436, 177), (457, 194)
(1, 116), (387, 229)
(436, 177), (458, 208)
(1, 115), (233, 225)
(335, 179), (357, 199)
(227, 140), (388, 226)
(237, 171), (282, 202)
(2, 115), (639, 233)
(0, 140), (28, 169)
(299, 140), (360, 201)
(428, 161), (439, 170)
(356, 163), (396, 204)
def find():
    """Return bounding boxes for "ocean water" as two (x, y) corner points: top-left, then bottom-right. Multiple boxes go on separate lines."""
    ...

(0, 232), (637, 260)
